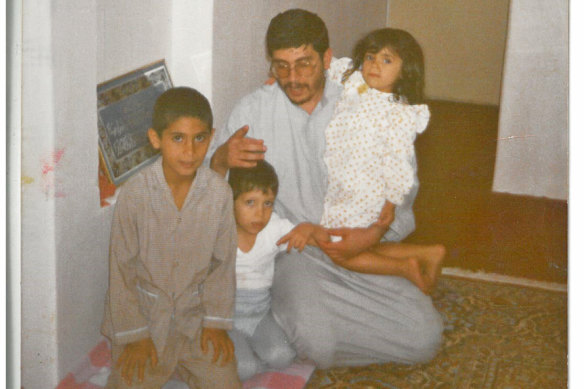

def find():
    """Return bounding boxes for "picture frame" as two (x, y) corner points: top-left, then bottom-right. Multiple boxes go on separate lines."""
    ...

(97, 60), (173, 186)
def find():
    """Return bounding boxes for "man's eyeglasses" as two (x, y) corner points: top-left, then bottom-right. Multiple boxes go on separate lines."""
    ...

(270, 58), (318, 78)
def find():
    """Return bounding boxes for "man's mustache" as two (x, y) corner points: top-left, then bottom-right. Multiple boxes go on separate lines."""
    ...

(284, 82), (308, 90)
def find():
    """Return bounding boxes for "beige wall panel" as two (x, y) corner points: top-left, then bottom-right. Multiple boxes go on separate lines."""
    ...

(389, 0), (510, 105)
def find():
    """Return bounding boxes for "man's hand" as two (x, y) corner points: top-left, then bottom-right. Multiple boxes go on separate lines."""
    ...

(116, 337), (158, 386)
(210, 126), (267, 176)
(201, 327), (235, 365)
(318, 224), (386, 262)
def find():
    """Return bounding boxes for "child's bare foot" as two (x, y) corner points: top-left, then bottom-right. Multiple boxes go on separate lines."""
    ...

(419, 245), (446, 293)
(403, 257), (431, 294)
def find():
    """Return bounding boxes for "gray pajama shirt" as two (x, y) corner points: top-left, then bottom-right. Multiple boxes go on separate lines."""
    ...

(102, 159), (239, 386)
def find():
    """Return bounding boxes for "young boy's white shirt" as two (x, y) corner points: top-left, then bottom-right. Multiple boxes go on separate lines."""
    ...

(235, 212), (295, 290)
(101, 157), (238, 354)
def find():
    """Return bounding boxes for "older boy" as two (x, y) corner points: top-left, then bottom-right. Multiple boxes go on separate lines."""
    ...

(209, 9), (443, 368)
(102, 87), (240, 388)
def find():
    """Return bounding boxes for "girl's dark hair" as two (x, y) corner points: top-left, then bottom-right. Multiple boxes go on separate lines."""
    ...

(228, 160), (279, 200)
(266, 9), (329, 58)
(347, 28), (425, 104)
(151, 87), (213, 135)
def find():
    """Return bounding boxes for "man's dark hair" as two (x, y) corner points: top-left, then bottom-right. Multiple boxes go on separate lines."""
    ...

(266, 9), (329, 57)
(151, 87), (213, 135)
(228, 160), (279, 200)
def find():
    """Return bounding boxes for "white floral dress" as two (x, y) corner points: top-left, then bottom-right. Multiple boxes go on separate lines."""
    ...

(321, 58), (430, 229)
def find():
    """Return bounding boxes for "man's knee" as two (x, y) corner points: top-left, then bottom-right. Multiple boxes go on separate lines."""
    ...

(290, 315), (336, 367)
(408, 309), (444, 363)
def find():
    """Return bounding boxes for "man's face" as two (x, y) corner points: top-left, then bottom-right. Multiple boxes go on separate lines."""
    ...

(270, 44), (332, 113)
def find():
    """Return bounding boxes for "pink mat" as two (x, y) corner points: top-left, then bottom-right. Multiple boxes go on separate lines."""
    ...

(56, 338), (315, 389)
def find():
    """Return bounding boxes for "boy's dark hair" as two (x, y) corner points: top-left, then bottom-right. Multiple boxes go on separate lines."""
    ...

(228, 160), (279, 200)
(151, 87), (213, 135)
(348, 28), (425, 104)
(266, 9), (329, 57)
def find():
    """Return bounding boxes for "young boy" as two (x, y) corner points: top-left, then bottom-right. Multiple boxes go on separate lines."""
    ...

(101, 87), (240, 388)
(227, 160), (325, 380)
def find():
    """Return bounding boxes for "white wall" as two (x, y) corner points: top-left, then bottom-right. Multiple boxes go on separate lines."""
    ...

(212, 0), (388, 130)
(21, 2), (60, 386)
(20, 1), (214, 387)
(8, 0), (22, 386)
(492, 0), (568, 200)
(170, 0), (215, 101)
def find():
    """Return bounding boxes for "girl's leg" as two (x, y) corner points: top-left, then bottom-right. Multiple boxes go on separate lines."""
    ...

(250, 311), (296, 369)
(331, 243), (445, 294)
(373, 243), (444, 278)
(371, 243), (446, 292)
(334, 250), (430, 293)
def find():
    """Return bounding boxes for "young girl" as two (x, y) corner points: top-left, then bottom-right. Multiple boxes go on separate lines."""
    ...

(318, 28), (444, 294)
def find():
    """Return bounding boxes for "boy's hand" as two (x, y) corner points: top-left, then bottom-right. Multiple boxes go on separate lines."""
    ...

(117, 337), (158, 386)
(201, 327), (234, 365)
(276, 223), (314, 252)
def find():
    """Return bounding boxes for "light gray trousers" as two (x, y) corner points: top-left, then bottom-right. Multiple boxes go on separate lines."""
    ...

(229, 288), (295, 380)
(271, 247), (444, 368)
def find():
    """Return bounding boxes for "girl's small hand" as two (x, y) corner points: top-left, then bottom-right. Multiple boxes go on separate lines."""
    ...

(201, 327), (234, 365)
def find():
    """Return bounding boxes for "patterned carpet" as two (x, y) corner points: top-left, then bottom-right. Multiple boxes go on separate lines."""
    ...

(305, 276), (567, 388)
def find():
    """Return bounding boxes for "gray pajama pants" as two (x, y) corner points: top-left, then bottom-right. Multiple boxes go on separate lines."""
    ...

(271, 247), (444, 368)
(229, 288), (296, 380)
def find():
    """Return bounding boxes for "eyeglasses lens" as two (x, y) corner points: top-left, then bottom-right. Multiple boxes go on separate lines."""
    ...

(271, 61), (315, 78)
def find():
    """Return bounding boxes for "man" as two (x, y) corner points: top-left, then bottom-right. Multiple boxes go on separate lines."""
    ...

(209, 8), (443, 368)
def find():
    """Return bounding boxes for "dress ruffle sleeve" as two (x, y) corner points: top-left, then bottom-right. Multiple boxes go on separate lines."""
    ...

(327, 57), (353, 84)
(381, 104), (430, 205)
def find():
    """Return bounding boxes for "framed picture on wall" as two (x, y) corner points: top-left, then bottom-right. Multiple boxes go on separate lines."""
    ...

(97, 60), (173, 186)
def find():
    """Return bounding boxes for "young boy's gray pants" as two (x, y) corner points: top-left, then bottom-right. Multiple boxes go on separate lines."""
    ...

(229, 288), (295, 380)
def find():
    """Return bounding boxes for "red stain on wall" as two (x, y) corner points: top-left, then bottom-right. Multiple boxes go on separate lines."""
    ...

(42, 148), (65, 175)
(41, 148), (66, 198)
